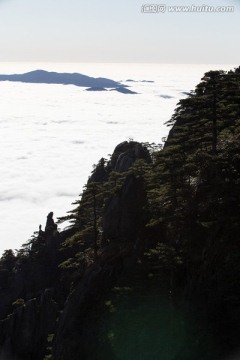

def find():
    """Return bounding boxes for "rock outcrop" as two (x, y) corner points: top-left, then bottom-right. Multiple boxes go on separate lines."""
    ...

(110, 141), (151, 172)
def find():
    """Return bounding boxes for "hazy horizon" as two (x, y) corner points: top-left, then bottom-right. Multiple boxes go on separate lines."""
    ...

(0, 0), (239, 64)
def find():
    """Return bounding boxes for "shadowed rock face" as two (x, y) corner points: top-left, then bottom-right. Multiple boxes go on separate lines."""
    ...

(0, 70), (123, 88)
(0, 289), (58, 360)
(102, 174), (146, 244)
(52, 257), (124, 360)
(90, 141), (151, 244)
(52, 142), (150, 360)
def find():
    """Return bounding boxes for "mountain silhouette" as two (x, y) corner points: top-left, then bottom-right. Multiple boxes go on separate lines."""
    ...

(0, 69), (123, 88)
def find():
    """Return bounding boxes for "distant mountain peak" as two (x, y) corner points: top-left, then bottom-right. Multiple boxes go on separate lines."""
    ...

(0, 69), (124, 88)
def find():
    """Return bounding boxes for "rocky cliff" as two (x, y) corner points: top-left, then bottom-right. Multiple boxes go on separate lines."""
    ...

(0, 141), (152, 360)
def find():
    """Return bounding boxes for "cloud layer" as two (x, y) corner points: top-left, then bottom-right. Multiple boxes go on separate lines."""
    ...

(0, 62), (236, 255)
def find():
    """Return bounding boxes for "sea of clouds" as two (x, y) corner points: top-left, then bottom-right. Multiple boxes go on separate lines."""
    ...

(0, 63), (237, 255)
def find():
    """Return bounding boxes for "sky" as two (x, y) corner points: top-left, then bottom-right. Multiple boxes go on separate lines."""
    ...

(0, 0), (239, 63)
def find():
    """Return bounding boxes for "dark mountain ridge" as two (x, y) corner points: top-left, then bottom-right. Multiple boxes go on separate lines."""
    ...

(0, 69), (124, 89)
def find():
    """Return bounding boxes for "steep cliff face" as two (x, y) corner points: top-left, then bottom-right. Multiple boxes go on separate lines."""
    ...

(93, 141), (150, 245)
(53, 256), (123, 360)
(102, 174), (146, 243)
(0, 289), (58, 360)
(52, 141), (151, 360)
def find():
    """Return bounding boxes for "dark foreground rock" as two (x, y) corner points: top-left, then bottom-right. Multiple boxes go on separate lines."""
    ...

(0, 289), (58, 360)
